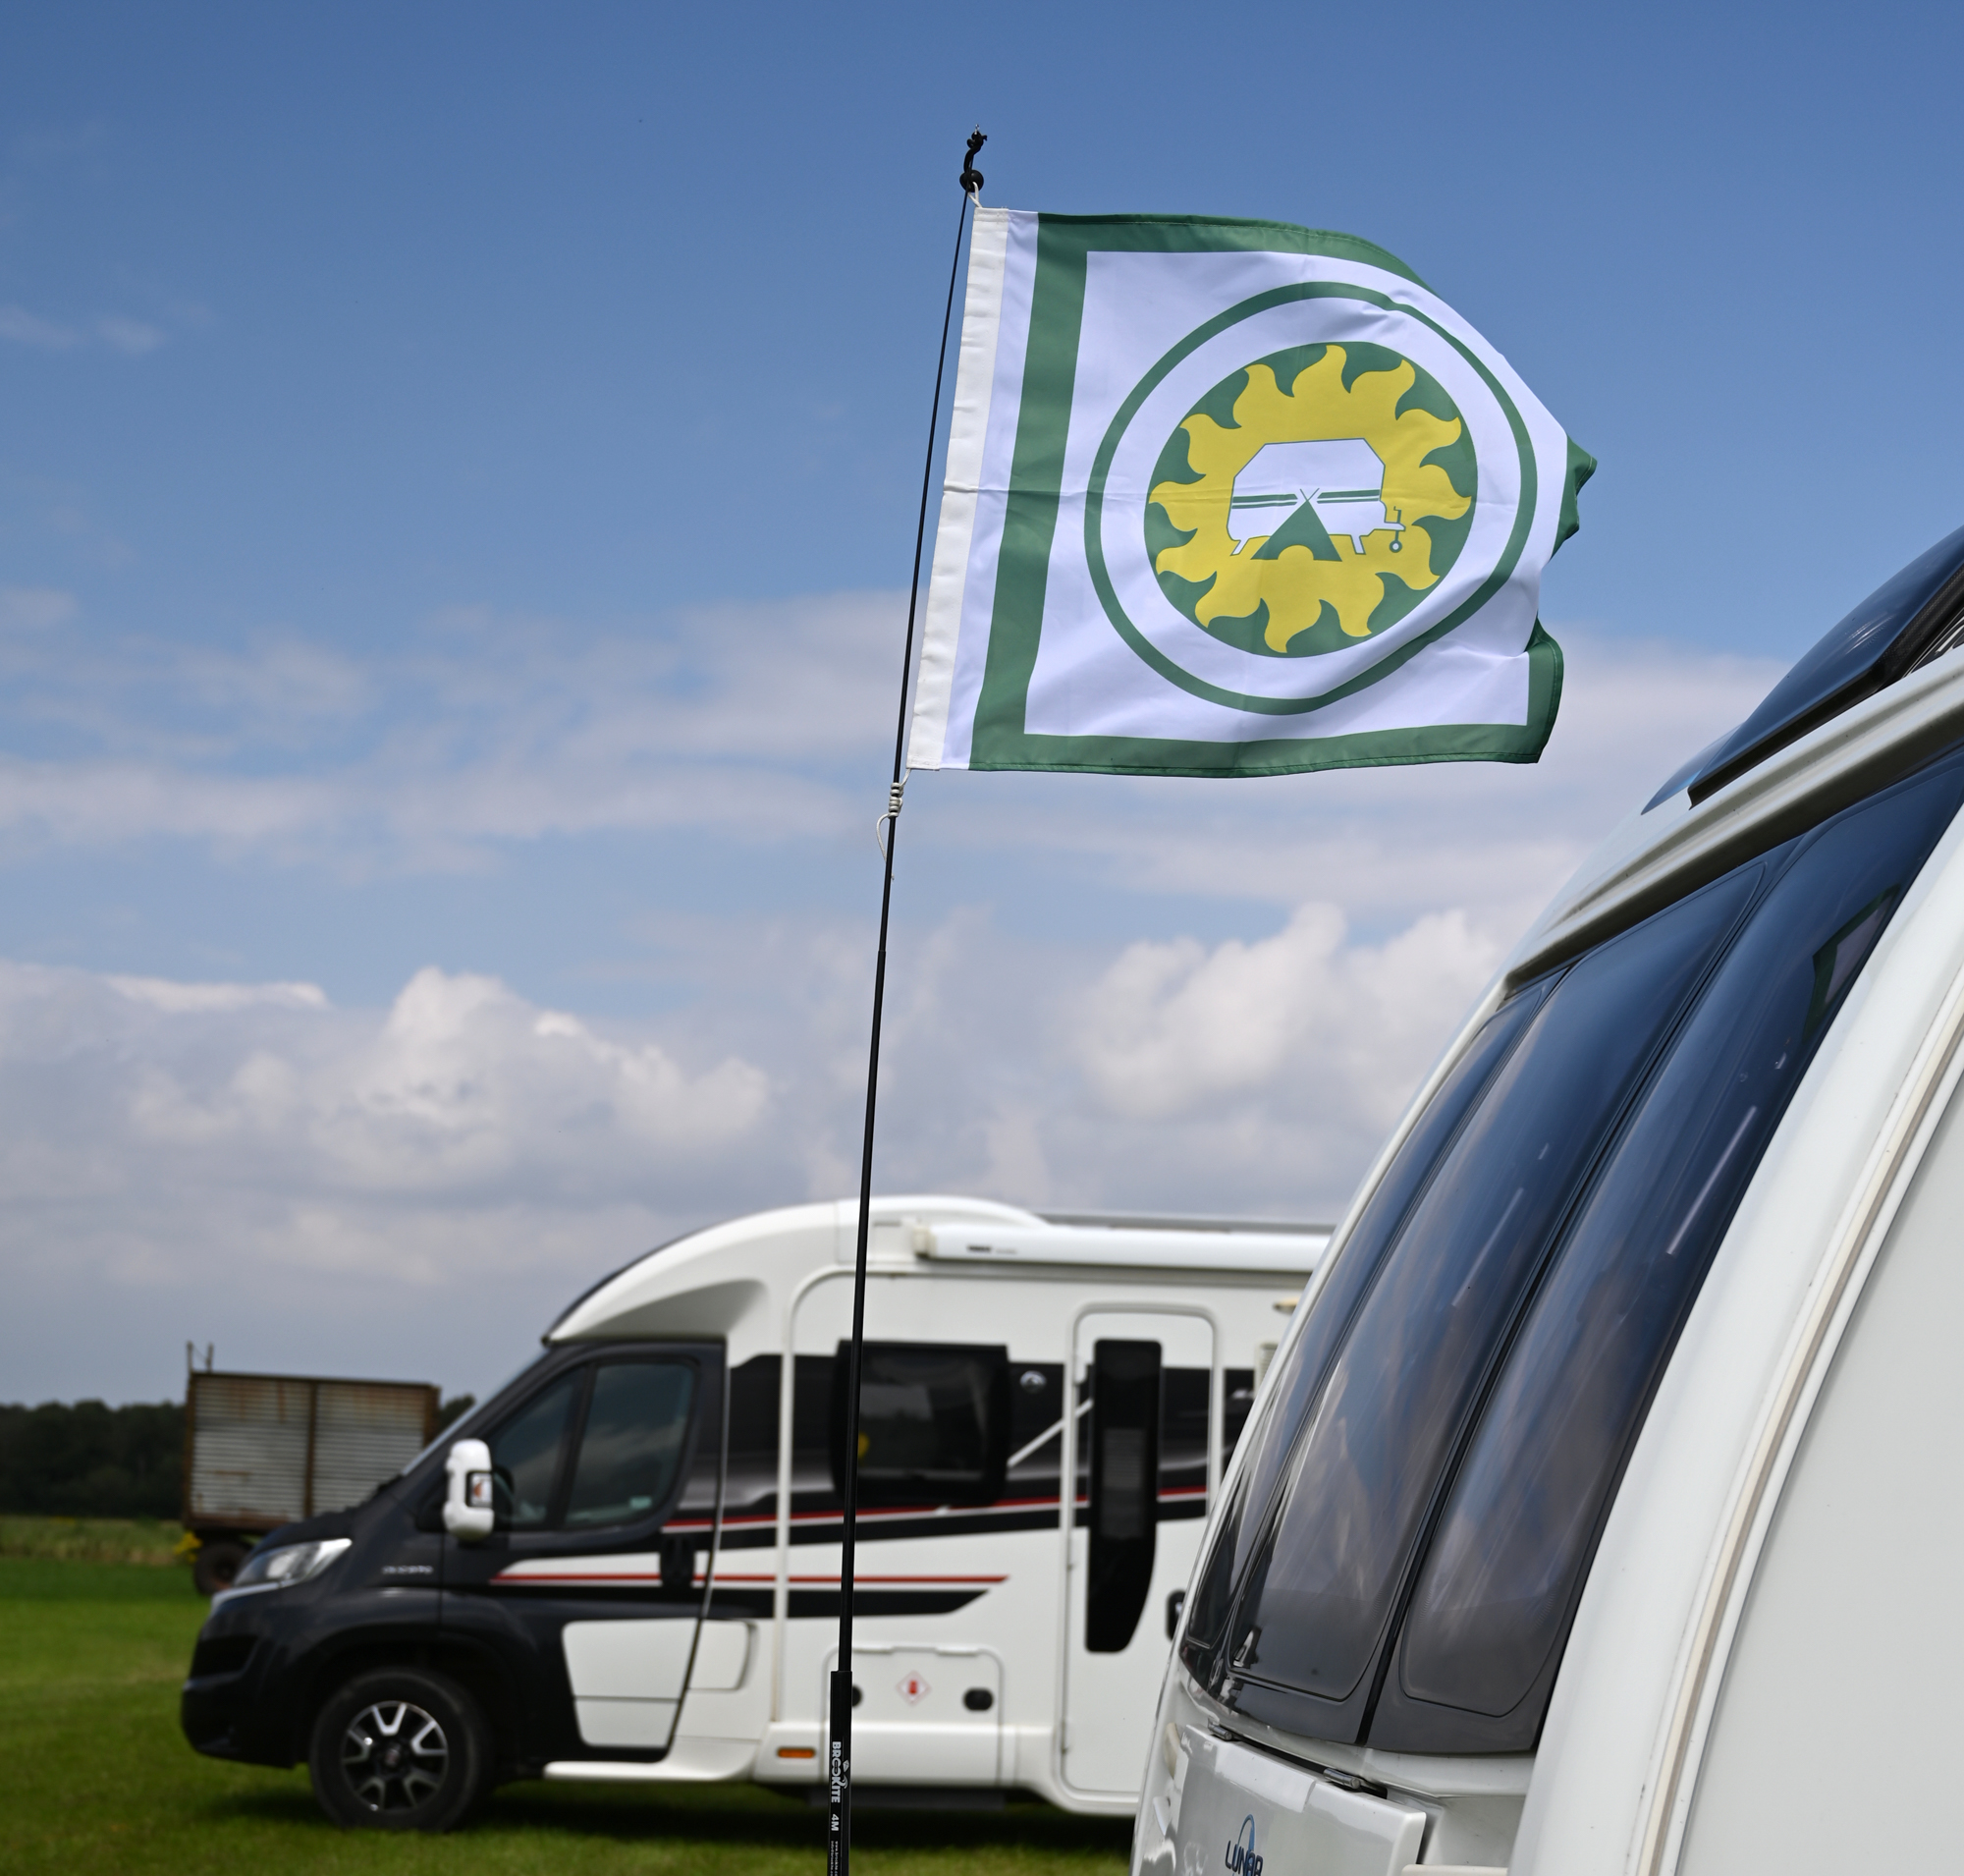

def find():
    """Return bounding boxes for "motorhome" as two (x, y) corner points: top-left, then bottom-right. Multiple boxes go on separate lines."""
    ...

(1138, 523), (1964, 1876)
(179, 1194), (1325, 1830)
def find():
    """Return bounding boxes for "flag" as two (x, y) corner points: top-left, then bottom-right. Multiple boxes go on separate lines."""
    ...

(907, 210), (1593, 778)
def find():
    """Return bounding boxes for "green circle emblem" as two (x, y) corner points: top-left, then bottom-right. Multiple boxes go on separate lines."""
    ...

(1145, 344), (1475, 660)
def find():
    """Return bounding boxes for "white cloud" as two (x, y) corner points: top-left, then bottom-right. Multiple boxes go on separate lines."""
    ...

(0, 588), (77, 634)
(0, 306), (169, 354)
(0, 595), (900, 864)
(109, 974), (328, 1014)
(1075, 905), (1499, 1128)
(0, 303), (80, 349)
(0, 957), (770, 1298)
(94, 316), (164, 356)
(0, 955), (785, 1397)
(47, 963), (775, 1202)
(0, 599), (1780, 920)
(0, 590), (1799, 1400)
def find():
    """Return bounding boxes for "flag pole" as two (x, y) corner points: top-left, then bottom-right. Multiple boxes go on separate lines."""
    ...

(829, 128), (985, 1876)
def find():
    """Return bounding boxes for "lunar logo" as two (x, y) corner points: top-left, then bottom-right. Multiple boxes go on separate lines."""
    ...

(1224, 1813), (1264, 1876)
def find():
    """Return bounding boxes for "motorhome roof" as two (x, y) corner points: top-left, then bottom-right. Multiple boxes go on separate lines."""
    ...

(545, 1194), (1328, 1344)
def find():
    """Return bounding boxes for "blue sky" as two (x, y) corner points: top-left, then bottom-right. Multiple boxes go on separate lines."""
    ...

(4, 3), (1961, 1402)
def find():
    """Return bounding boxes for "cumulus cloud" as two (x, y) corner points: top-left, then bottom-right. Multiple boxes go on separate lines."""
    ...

(0, 955), (788, 1380)
(0, 961), (771, 1207)
(0, 591), (1796, 1400)
(1076, 906), (1499, 1127)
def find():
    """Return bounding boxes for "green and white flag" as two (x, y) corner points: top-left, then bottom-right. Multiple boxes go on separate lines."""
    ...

(907, 210), (1593, 777)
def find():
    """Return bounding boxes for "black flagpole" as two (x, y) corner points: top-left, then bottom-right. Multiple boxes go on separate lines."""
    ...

(828, 128), (985, 1876)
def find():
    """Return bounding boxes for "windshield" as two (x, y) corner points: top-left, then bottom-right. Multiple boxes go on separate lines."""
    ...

(1187, 745), (1964, 1752)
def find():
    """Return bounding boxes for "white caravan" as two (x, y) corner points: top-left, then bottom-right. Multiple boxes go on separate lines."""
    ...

(181, 1194), (1324, 1830)
(1139, 524), (1964, 1876)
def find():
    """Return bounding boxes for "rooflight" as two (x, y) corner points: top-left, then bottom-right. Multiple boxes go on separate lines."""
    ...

(1648, 522), (1964, 811)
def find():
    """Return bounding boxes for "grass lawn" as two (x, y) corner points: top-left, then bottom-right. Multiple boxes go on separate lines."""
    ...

(0, 1515), (188, 1564)
(0, 1553), (1133, 1876)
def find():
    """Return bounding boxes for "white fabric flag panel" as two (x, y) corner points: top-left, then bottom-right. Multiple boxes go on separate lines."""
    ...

(908, 208), (1592, 778)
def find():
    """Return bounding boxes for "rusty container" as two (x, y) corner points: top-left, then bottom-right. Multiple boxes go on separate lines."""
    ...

(184, 1370), (439, 1534)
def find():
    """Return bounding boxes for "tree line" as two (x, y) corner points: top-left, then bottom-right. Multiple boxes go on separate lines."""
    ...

(0, 1396), (477, 1519)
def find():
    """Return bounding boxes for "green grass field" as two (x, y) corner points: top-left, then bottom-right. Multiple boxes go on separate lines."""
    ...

(0, 1550), (1132, 1876)
(0, 1515), (189, 1564)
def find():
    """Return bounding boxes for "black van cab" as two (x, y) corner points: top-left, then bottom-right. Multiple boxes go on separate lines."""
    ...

(182, 1338), (721, 1831)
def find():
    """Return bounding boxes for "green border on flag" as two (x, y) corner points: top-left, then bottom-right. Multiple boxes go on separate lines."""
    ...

(966, 214), (1584, 778)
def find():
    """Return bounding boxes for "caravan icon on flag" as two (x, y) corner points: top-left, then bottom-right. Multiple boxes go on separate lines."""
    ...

(1227, 439), (1404, 557)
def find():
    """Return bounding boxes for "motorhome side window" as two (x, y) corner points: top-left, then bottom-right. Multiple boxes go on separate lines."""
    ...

(831, 1343), (1009, 1507)
(487, 1358), (697, 1532)
(564, 1362), (696, 1528)
(1183, 745), (1964, 1754)
(489, 1370), (580, 1528)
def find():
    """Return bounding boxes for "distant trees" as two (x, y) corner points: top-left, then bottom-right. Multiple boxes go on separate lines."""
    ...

(435, 1395), (476, 1434)
(0, 1401), (183, 1518)
(0, 1394), (477, 1517)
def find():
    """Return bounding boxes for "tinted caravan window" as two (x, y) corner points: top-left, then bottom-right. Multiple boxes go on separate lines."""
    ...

(1189, 745), (1964, 1753)
(832, 1343), (1009, 1508)
(1087, 1340), (1162, 1653)
(1381, 752), (1964, 1748)
(1180, 983), (1554, 1672)
(1212, 868), (1759, 1733)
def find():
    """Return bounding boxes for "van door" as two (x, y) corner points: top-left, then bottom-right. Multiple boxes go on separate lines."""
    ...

(440, 1342), (723, 1761)
(1059, 1309), (1216, 1799)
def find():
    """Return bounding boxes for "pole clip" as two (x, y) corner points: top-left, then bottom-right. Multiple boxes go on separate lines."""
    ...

(875, 775), (907, 860)
(959, 128), (986, 200)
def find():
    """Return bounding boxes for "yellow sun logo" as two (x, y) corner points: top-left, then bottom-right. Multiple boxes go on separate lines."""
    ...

(1147, 345), (1474, 657)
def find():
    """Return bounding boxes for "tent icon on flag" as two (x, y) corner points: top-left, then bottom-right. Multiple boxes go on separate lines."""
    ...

(1227, 439), (1405, 558)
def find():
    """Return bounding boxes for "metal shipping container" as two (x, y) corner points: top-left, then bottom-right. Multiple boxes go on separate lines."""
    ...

(184, 1370), (437, 1593)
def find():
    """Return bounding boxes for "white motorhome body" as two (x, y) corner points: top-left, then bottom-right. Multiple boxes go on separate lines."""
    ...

(1137, 524), (1964, 1875)
(183, 1195), (1323, 1825)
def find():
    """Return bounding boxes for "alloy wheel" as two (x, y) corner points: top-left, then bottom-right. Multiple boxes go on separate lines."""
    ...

(340, 1698), (449, 1812)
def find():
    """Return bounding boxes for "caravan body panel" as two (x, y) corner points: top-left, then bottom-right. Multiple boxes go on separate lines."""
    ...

(1137, 537), (1964, 1875)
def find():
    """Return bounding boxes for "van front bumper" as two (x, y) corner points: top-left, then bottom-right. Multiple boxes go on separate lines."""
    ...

(181, 1615), (294, 1767)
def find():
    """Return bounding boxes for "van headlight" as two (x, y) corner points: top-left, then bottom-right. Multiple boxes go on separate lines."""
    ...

(230, 1537), (353, 1591)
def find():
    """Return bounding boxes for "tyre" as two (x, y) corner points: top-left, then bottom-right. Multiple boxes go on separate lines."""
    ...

(191, 1540), (248, 1598)
(307, 1667), (493, 1832)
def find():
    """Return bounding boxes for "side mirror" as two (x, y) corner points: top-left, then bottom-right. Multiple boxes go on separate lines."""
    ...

(443, 1438), (496, 1541)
